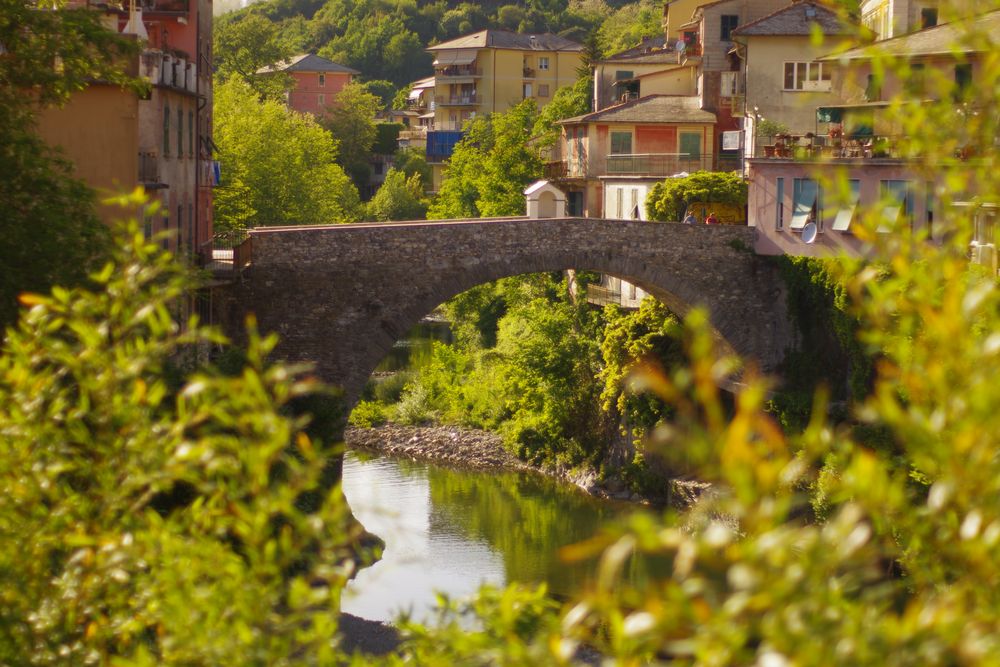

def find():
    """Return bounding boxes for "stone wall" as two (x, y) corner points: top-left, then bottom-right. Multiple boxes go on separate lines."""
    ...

(219, 218), (792, 407)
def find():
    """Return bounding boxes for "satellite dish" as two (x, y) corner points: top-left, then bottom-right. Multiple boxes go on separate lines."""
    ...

(802, 222), (818, 244)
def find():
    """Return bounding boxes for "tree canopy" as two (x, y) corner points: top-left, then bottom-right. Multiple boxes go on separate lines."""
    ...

(646, 171), (749, 223)
(213, 78), (360, 229)
(366, 168), (427, 221)
(320, 81), (382, 190)
(428, 101), (543, 219)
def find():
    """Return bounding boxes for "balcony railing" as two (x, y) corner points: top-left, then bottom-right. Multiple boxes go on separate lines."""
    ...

(140, 0), (190, 14)
(436, 94), (480, 106)
(141, 50), (198, 94)
(753, 134), (911, 160)
(139, 151), (160, 183)
(435, 65), (481, 79)
(606, 153), (715, 176)
(543, 161), (567, 180)
(586, 284), (622, 308)
(523, 67), (536, 78)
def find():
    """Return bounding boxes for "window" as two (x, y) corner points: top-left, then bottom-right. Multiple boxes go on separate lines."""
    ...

(523, 83), (533, 99)
(775, 177), (784, 231)
(721, 14), (739, 41)
(831, 180), (861, 232)
(679, 131), (701, 160)
(177, 108), (183, 157)
(177, 205), (183, 251)
(188, 110), (194, 156)
(920, 7), (938, 29)
(630, 188), (640, 219)
(319, 73), (326, 87)
(906, 63), (926, 95)
(879, 180), (914, 231)
(865, 73), (881, 102)
(538, 57), (549, 70)
(610, 131), (632, 155)
(614, 70), (633, 81)
(318, 93), (325, 105)
(163, 105), (170, 155)
(783, 62), (832, 91)
(188, 203), (194, 254)
(954, 63), (972, 100)
(790, 178), (820, 230)
(538, 84), (549, 97)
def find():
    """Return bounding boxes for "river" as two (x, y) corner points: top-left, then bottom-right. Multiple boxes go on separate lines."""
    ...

(340, 449), (640, 624)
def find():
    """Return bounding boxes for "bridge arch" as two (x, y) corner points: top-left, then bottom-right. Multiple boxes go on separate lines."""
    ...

(224, 218), (791, 407)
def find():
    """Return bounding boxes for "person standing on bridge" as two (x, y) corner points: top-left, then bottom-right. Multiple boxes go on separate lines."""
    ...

(705, 211), (719, 225)
(684, 212), (697, 224)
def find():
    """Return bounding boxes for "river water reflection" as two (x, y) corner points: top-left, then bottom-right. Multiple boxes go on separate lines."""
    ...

(340, 450), (639, 623)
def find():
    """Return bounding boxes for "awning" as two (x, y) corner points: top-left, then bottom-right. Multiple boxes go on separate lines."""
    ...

(831, 181), (861, 232)
(418, 111), (435, 119)
(433, 49), (477, 66)
(790, 180), (818, 229)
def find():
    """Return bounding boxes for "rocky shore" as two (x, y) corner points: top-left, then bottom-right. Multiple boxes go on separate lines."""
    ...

(345, 422), (668, 503)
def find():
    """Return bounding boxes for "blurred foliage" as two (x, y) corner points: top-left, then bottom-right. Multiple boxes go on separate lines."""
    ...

(0, 193), (368, 664)
(213, 12), (294, 100)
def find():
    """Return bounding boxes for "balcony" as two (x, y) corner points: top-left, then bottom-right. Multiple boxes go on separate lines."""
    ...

(139, 151), (162, 185)
(543, 161), (567, 180)
(141, 50), (198, 95)
(436, 94), (480, 107)
(606, 153), (715, 176)
(435, 65), (481, 80)
(753, 134), (911, 161)
(426, 130), (463, 163)
(139, 0), (190, 15)
(523, 67), (536, 79)
(720, 71), (746, 98)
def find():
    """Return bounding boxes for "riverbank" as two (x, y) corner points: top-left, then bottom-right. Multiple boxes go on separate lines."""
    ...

(345, 422), (693, 504)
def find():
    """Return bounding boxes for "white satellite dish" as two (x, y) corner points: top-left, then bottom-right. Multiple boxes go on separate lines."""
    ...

(802, 222), (818, 244)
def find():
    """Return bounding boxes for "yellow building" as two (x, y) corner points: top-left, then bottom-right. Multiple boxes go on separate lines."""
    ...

(425, 29), (583, 190)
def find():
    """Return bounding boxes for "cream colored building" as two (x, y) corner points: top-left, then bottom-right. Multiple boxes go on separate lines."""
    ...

(732, 2), (855, 154)
(860, 0), (941, 40)
(425, 29), (583, 189)
(427, 29), (583, 130)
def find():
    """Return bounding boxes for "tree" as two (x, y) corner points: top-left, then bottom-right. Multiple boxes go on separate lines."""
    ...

(366, 168), (427, 221)
(594, 0), (663, 57)
(362, 79), (398, 110)
(646, 170), (748, 222)
(394, 146), (433, 190)
(213, 12), (293, 100)
(321, 81), (382, 190)
(533, 75), (592, 149)
(429, 101), (544, 219)
(0, 0), (143, 328)
(213, 78), (360, 229)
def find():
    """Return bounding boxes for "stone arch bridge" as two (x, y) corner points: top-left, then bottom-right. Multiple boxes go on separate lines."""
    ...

(219, 217), (792, 407)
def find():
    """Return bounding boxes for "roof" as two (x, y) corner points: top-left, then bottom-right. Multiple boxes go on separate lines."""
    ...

(600, 36), (678, 64)
(825, 9), (1000, 60)
(559, 95), (716, 125)
(410, 75), (435, 90)
(732, 2), (853, 37)
(257, 53), (359, 75)
(428, 29), (583, 52)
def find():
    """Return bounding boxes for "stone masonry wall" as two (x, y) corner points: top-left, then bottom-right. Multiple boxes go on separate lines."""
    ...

(219, 218), (792, 407)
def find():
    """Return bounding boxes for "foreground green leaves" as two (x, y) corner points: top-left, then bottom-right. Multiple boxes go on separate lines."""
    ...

(0, 203), (362, 664)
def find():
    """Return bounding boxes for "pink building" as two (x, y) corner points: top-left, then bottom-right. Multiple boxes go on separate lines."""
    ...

(259, 54), (359, 117)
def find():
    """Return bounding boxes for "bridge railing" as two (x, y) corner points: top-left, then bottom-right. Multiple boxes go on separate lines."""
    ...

(199, 230), (252, 273)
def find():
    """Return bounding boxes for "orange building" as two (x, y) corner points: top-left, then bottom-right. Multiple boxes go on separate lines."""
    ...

(258, 54), (359, 117)
(36, 0), (215, 259)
